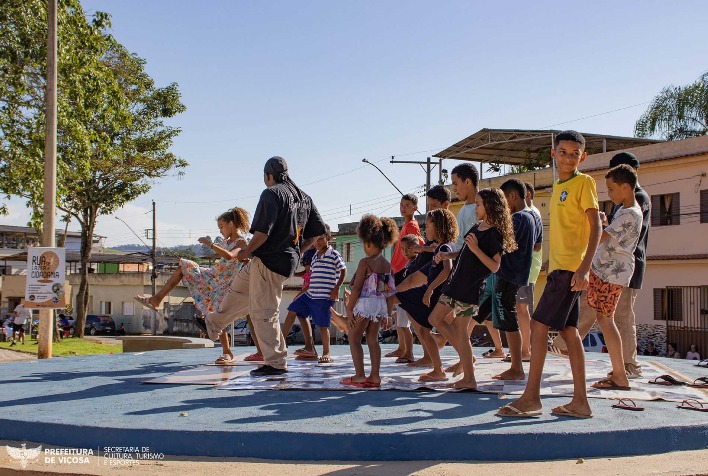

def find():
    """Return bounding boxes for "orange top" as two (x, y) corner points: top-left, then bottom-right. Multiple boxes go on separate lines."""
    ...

(390, 220), (424, 273)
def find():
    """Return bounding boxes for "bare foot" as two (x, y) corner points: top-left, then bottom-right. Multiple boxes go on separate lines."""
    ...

(551, 399), (592, 418)
(366, 375), (381, 386)
(482, 349), (506, 359)
(492, 368), (526, 381)
(418, 370), (447, 382)
(448, 378), (477, 390)
(385, 350), (404, 358)
(408, 358), (433, 368)
(445, 361), (462, 376)
(504, 397), (542, 415)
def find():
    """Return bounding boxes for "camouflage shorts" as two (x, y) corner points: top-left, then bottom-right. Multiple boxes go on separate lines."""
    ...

(438, 294), (479, 318)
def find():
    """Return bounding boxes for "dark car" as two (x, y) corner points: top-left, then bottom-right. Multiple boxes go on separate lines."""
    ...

(84, 315), (116, 336)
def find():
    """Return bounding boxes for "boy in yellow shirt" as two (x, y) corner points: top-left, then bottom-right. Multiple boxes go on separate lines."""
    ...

(498, 130), (601, 419)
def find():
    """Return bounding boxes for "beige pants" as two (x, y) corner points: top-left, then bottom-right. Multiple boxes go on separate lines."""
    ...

(553, 288), (640, 370)
(205, 258), (288, 369)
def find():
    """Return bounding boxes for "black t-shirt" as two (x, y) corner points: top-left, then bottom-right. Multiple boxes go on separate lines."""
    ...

(441, 224), (504, 305)
(250, 183), (326, 278)
(427, 242), (453, 285)
(497, 210), (535, 286)
(607, 186), (650, 289)
(409, 240), (435, 274)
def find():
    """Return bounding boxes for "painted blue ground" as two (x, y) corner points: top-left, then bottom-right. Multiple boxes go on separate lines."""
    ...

(0, 344), (706, 461)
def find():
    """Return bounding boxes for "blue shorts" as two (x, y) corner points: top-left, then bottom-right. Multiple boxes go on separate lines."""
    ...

(287, 294), (335, 327)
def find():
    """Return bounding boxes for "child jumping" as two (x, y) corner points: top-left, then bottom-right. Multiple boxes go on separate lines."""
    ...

(336, 214), (398, 388)
(498, 130), (601, 418)
(427, 188), (516, 388)
(135, 207), (262, 364)
(282, 225), (347, 363)
(588, 164), (643, 391)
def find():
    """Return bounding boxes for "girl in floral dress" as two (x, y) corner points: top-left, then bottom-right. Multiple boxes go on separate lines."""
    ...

(136, 208), (263, 362)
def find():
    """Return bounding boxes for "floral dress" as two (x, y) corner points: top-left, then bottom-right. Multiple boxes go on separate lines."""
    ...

(352, 269), (396, 321)
(180, 237), (243, 315)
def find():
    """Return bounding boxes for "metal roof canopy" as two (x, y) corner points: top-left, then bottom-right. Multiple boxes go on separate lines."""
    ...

(433, 128), (662, 166)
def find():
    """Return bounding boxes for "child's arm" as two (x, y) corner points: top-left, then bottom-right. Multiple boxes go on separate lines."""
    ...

(330, 268), (347, 301)
(412, 243), (438, 253)
(293, 264), (310, 278)
(434, 250), (459, 263)
(345, 259), (368, 323)
(572, 209), (602, 291)
(465, 234), (501, 273)
(422, 258), (453, 306)
(200, 238), (247, 261)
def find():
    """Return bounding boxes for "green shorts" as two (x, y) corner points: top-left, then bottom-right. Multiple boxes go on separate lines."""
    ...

(438, 294), (479, 318)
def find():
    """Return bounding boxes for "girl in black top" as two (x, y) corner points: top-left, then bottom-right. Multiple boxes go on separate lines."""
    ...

(424, 188), (516, 388)
(396, 209), (459, 378)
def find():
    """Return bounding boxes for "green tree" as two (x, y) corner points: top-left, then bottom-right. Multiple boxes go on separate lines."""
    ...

(635, 72), (708, 140)
(0, 0), (187, 336)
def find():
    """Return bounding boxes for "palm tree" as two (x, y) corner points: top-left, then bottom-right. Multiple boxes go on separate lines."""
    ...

(635, 72), (708, 140)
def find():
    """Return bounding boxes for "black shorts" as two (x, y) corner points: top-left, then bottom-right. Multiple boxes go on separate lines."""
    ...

(532, 270), (580, 330)
(477, 277), (521, 332)
(12, 323), (24, 333)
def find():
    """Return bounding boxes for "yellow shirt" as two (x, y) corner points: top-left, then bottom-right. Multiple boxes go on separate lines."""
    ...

(549, 172), (598, 273)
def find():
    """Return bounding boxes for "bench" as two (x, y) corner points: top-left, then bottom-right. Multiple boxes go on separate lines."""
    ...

(117, 336), (214, 352)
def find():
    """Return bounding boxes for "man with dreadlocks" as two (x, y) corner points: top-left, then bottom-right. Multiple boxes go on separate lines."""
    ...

(205, 156), (325, 376)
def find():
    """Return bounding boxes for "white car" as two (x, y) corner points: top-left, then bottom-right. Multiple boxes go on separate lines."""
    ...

(583, 331), (607, 353)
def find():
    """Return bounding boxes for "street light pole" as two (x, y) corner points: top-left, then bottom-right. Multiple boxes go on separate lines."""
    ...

(38, 0), (58, 359)
(361, 159), (423, 217)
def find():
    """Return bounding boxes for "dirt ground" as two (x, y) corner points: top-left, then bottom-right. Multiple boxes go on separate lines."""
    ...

(1, 441), (706, 476)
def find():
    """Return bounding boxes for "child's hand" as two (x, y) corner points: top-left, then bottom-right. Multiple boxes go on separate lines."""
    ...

(423, 288), (433, 306)
(465, 234), (480, 253)
(343, 289), (351, 306)
(329, 286), (340, 301)
(198, 237), (212, 246)
(433, 251), (448, 264)
(599, 211), (609, 227)
(381, 316), (392, 331)
(571, 268), (590, 291)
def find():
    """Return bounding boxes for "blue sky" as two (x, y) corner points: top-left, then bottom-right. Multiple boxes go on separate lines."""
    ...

(4, 0), (707, 247)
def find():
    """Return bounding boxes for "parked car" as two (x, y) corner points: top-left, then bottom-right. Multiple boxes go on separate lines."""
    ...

(583, 331), (607, 353)
(231, 320), (254, 346)
(68, 315), (115, 336)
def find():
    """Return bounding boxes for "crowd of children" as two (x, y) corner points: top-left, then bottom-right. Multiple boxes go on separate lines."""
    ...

(134, 131), (646, 417)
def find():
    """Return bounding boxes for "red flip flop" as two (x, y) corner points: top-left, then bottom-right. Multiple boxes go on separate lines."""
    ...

(677, 399), (708, 412)
(612, 398), (644, 411)
(340, 377), (371, 388)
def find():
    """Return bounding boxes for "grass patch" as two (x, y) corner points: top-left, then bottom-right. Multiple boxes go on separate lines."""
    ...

(0, 337), (121, 356)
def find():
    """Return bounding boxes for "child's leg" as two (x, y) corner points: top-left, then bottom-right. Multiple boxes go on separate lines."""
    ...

(413, 321), (444, 376)
(595, 312), (628, 387)
(503, 319), (548, 413)
(281, 311), (298, 341)
(400, 327), (414, 361)
(329, 308), (348, 333)
(386, 327), (405, 357)
(484, 320), (505, 357)
(300, 317), (316, 354)
(365, 319), (382, 384)
(493, 331), (524, 380)
(219, 330), (233, 360)
(346, 318), (370, 383)
(150, 267), (184, 307)
(246, 315), (263, 356)
(554, 325), (591, 417)
(450, 317), (477, 388)
(320, 326), (331, 357)
(410, 321), (434, 367)
(516, 303), (532, 359)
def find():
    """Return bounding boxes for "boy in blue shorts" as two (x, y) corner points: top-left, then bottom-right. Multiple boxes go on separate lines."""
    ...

(498, 130), (601, 419)
(283, 225), (347, 363)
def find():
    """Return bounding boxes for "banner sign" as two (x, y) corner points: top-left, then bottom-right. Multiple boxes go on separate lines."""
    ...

(25, 247), (66, 308)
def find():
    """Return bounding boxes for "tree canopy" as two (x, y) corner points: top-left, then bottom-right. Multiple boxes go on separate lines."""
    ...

(0, 0), (187, 335)
(635, 71), (708, 140)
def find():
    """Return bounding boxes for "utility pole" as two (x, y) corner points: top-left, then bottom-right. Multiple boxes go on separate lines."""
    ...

(151, 200), (157, 335)
(390, 156), (444, 212)
(361, 159), (423, 217)
(38, 0), (58, 359)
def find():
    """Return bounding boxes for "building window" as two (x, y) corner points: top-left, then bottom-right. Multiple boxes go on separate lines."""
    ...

(343, 242), (353, 262)
(653, 288), (682, 321)
(651, 193), (680, 226)
(122, 302), (134, 316)
(0, 265), (11, 275)
(701, 189), (708, 224)
(100, 301), (112, 315)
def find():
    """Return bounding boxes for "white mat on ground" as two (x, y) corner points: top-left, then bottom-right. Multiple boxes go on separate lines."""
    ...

(214, 354), (707, 402)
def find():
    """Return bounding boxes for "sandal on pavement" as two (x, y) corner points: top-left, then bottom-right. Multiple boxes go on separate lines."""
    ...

(340, 377), (371, 388)
(612, 398), (644, 411)
(214, 354), (234, 365)
(677, 399), (708, 412)
(591, 378), (631, 391)
(244, 353), (263, 362)
(496, 404), (542, 418)
(687, 377), (708, 389)
(695, 359), (708, 368)
(551, 405), (592, 419)
(317, 355), (334, 364)
(648, 374), (687, 386)
(295, 354), (319, 361)
(395, 357), (413, 364)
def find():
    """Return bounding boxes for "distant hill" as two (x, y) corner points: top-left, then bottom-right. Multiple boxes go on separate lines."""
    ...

(110, 243), (208, 258)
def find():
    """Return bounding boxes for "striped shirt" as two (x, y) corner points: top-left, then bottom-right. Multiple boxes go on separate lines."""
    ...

(306, 247), (347, 300)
